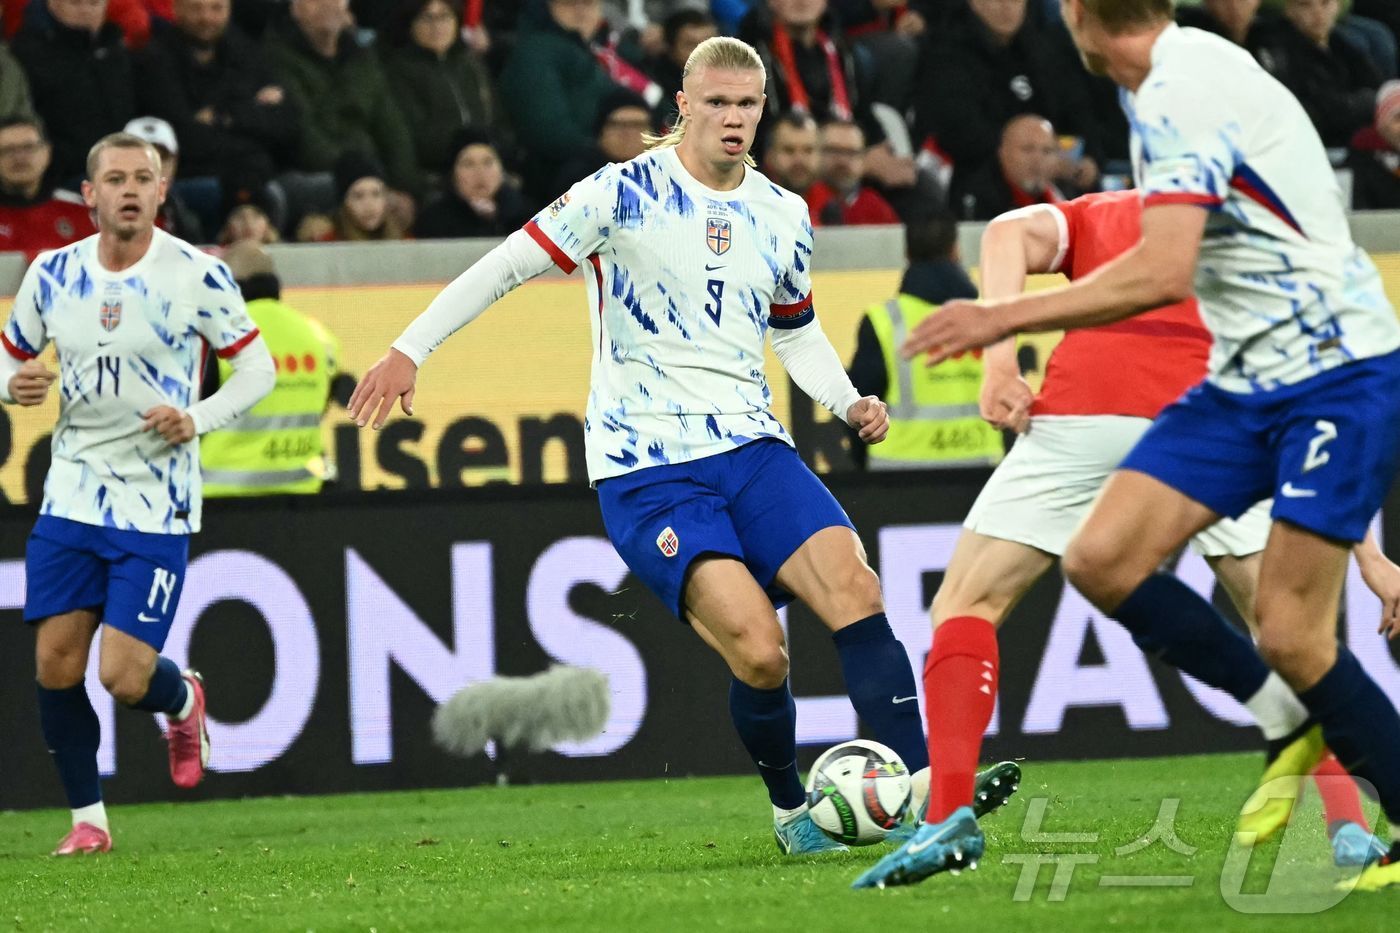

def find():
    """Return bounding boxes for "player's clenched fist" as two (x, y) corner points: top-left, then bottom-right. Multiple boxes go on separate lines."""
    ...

(846, 395), (889, 444)
(349, 347), (417, 430)
(8, 359), (56, 406)
(141, 405), (196, 444)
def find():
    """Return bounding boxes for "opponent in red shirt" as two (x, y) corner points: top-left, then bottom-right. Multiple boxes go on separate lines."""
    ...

(0, 116), (96, 260)
(900, 190), (1394, 876)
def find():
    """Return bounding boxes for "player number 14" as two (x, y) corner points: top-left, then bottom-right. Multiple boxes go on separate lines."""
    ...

(705, 279), (724, 326)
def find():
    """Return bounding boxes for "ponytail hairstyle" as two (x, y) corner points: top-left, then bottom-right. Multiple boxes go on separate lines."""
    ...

(643, 36), (766, 168)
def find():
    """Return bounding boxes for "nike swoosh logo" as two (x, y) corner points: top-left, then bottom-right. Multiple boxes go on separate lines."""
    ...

(1281, 482), (1317, 498)
(892, 696), (917, 704)
(704, 264), (725, 271)
(906, 831), (947, 855)
(138, 612), (159, 623)
(97, 340), (113, 347)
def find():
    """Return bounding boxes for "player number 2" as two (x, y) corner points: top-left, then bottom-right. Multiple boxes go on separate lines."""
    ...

(705, 279), (724, 326)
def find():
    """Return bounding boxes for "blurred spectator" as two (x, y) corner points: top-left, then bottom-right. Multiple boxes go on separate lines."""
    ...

(502, 0), (636, 203)
(297, 151), (408, 241)
(950, 114), (1063, 221)
(1351, 1), (1400, 68)
(415, 130), (533, 239)
(381, 0), (505, 186)
(0, 115), (96, 256)
(264, 0), (421, 198)
(645, 7), (717, 125)
(135, 0), (298, 220)
(742, 0), (920, 206)
(124, 115), (206, 242)
(217, 201), (280, 245)
(202, 240), (340, 497)
(830, 0), (927, 111)
(761, 110), (820, 196)
(846, 212), (999, 470)
(1177, 0), (1277, 51)
(1256, 0), (1381, 149)
(1349, 79), (1400, 209)
(912, 0), (1102, 196)
(12, 0), (136, 187)
(554, 87), (653, 191)
(806, 118), (899, 225)
(4, 0), (171, 48)
(0, 44), (36, 122)
(713, 0), (753, 33)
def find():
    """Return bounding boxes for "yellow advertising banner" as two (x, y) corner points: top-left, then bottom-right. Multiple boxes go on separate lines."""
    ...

(3, 255), (1400, 502)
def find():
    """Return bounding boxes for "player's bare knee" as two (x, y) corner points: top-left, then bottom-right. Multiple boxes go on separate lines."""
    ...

(98, 664), (149, 706)
(733, 643), (789, 689)
(34, 645), (86, 689)
(1063, 536), (1124, 607)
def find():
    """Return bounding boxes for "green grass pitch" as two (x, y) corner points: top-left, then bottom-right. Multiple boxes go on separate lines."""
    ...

(0, 752), (1393, 931)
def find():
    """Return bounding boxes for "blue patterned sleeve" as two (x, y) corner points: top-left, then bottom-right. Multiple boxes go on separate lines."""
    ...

(1133, 80), (1239, 211)
(767, 213), (815, 330)
(193, 257), (260, 358)
(522, 164), (616, 273)
(2, 261), (49, 361)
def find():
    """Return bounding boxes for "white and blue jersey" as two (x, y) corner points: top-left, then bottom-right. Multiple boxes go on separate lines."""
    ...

(523, 146), (816, 482)
(1118, 24), (1400, 542)
(2, 229), (259, 535)
(1125, 23), (1400, 393)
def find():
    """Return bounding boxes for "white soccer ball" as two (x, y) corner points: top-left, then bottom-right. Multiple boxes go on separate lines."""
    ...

(804, 739), (912, 846)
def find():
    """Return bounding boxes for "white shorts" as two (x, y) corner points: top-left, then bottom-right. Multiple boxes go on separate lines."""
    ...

(964, 415), (1271, 558)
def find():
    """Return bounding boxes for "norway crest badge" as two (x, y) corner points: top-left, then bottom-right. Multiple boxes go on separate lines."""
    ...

(99, 301), (122, 332)
(706, 217), (731, 256)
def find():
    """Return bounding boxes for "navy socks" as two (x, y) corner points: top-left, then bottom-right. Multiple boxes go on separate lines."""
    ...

(36, 682), (102, 809)
(128, 656), (189, 715)
(833, 613), (929, 772)
(1298, 647), (1400, 824)
(1112, 573), (1271, 702)
(729, 677), (805, 810)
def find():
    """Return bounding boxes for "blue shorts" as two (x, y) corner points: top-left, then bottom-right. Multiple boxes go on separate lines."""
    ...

(1121, 350), (1400, 543)
(596, 438), (855, 620)
(24, 515), (190, 650)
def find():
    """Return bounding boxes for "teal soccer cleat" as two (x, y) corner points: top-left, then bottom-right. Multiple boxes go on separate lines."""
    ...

(775, 808), (850, 856)
(886, 761), (1021, 845)
(1331, 821), (1389, 868)
(852, 806), (984, 889)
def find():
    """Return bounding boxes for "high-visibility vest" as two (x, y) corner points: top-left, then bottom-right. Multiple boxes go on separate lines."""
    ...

(201, 298), (335, 496)
(864, 295), (1004, 469)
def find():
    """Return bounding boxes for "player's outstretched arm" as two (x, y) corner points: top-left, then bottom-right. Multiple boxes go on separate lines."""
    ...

(349, 228), (555, 430)
(904, 204), (1207, 365)
(2, 358), (56, 406)
(1355, 529), (1400, 639)
(975, 206), (1062, 433)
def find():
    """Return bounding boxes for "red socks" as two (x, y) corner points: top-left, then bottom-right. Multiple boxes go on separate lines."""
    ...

(1313, 751), (1369, 829)
(923, 615), (999, 824)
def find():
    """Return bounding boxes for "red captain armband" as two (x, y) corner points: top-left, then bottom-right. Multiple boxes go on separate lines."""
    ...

(215, 328), (261, 359)
(524, 220), (578, 274)
(1143, 192), (1223, 209)
(768, 293), (814, 330)
(2, 331), (37, 360)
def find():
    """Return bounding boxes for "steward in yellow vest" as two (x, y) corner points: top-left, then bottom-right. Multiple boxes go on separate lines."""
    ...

(847, 216), (1005, 469)
(201, 243), (338, 496)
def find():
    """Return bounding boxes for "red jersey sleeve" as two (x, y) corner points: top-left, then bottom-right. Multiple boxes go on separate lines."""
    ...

(1048, 199), (1081, 275)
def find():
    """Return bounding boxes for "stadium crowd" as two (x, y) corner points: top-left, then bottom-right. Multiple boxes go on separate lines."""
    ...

(0, 0), (1397, 259)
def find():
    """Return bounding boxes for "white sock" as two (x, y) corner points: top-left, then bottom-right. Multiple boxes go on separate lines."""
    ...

(1245, 672), (1309, 741)
(773, 802), (806, 824)
(172, 680), (195, 722)
(72, 802), (108, 833)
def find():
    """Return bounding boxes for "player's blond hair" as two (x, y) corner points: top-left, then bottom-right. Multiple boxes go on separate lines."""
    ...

(1079, 0), (1174, 32)
(86, 132), (162, 181)
(643, 36), (766, 169)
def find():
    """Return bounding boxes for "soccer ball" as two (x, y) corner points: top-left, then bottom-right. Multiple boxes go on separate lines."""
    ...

(804, 739), (912, 846)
